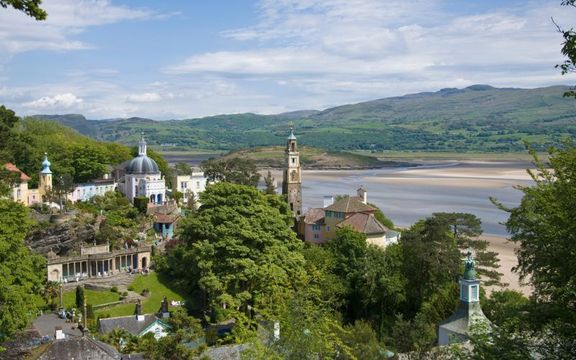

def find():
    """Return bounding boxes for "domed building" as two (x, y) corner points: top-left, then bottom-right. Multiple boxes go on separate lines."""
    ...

(119, 135), (166, 205)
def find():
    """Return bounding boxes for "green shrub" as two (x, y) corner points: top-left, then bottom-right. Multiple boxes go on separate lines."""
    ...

(110, 286), (118, 293)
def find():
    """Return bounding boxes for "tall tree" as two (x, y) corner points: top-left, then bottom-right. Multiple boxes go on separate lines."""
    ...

(400, 217), (461, 314)
(327, 227), (368, 322)
(0, 0), (47, 20)
(264, 170), (276, 195)
(201, 158), (261, 187)
(0, 199), (46, 343)
(495, 143), (576, 309)
(75, 285), (85, 310)
(171, 183), (305, 330)
(432, 212), (502, 286)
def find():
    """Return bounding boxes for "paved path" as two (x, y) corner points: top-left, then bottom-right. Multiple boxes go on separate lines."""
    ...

(33, 313), (83, 338)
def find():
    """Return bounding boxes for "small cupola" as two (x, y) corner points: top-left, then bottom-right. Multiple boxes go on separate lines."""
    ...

(41, 153), (52, 174)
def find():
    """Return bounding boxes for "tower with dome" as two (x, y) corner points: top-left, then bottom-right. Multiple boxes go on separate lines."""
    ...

(118, 134), (166, 205)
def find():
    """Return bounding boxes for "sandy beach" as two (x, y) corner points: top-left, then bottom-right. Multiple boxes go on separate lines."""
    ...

(483, 235), (532, 296)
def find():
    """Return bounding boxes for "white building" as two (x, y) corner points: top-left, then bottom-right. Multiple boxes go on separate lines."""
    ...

(67, 175), (117, 203)
(171, 169), (208, 203)
(119, 135), (166, 205)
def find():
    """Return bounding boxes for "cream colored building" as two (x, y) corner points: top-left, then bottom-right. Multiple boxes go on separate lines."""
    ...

(46, 244), (151, 282)
(171, 169), (208, 204)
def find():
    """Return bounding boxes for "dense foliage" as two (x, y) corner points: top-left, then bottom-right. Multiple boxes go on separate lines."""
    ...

(0, 199), (46, 343)
(201, 158), (261, 187)
(164, 183), (305, 328)
(0, 109), (132, 186)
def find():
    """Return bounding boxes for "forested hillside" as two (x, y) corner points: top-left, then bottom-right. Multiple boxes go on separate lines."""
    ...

(0, 106), (133, 186)
(35, 85), (576, 152)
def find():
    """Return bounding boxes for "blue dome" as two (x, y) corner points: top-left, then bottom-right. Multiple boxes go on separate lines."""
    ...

(41, 153), (52, 174)
(125, 155), (160, 174)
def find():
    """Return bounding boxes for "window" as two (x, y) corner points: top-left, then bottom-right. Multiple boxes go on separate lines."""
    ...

(471, 285), (479, 301)
(326, 211), (332, 218)
(292, 158), (295, 164)
(312, 224), (320, 231)
(326, 226), (330, 231)
(314, 234), (320, 239)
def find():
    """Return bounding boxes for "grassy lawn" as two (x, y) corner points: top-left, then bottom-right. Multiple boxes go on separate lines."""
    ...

(96, 272), (186, 318)
(62, 288), (120, 309)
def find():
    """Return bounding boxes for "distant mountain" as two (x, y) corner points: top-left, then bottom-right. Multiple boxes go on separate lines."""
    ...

(33, 85), (576, 152)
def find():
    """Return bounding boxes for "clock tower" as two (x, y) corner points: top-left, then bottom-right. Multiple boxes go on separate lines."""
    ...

(282, 128), (302, 218)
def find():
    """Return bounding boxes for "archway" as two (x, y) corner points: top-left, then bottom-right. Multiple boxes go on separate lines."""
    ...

(51, 269), (60, 281)
(157, 194), (162, 204)
(141, 257), (147, 269)
(150, 194), (155, 203)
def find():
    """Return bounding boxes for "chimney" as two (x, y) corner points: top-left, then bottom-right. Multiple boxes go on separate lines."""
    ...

(135, 300), (144, 321)
(357, 186), (367, 204)
(54, 326), (65, 340)
(323, 196), (334, 208)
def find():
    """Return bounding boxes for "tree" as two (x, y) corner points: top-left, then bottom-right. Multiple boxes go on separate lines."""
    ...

(431, 212), (502, 286)
(327, 227), (368, 322)
(0, 199), (46, 342)
(201, 158), (261, 187)
(75, 285), (85, 310)
(264, 170), (276, 194)
(359, 244), (406, 336)
(0, 0), (47, 20)
(555, 1), (576, 98)
(494, 143), (576, 309)
(172, 190), (183, 206)
(368, 202), (394, 229)
(170, 183), (305, 330)
(174, 162), (192, 176)
(400, 217), (461, 314)
(43, 281), (60, 310)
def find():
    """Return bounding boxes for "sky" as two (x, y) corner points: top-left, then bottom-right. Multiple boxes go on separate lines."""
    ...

(0, 0), (574, 120)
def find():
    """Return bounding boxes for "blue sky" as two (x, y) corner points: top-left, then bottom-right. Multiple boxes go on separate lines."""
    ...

(0, 0), (574, 119)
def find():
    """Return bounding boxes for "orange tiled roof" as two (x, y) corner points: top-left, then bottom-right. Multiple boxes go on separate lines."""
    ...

(3, 163), (31, 181)
(336, 212), (389, 235)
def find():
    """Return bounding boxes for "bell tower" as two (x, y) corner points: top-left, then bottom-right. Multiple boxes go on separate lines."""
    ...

(282, 127), (302, 218)
(39, 152), (53, 199)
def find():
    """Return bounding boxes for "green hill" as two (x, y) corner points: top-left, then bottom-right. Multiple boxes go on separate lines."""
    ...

(33, 85), (576, 152)
(219, 146), (404, 169)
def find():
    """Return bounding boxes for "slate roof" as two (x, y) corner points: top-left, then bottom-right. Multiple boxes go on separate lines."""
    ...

(154, 213), (179, 224)
(439, 300), (490, 336)
(336, 212), (389, 235)
(99, 314), (168, 336)
(124, 155), (160, 175)
(39, 337), (121, 360)
(324, 196), (375, 213)
(3, 163), (31, 181)
(302, 208), (325, 224)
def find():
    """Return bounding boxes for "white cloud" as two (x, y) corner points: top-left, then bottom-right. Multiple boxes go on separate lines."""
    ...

(0, 0), (161, 56)
(4, 0), (576, 119)
(164, 0), (573, 114)
(25, 93), (83, 109)
(126, 92), (162, 103)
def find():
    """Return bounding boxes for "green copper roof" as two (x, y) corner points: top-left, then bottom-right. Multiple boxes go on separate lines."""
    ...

(463, 250), (476, 280)
(287, 128), (296, 140)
